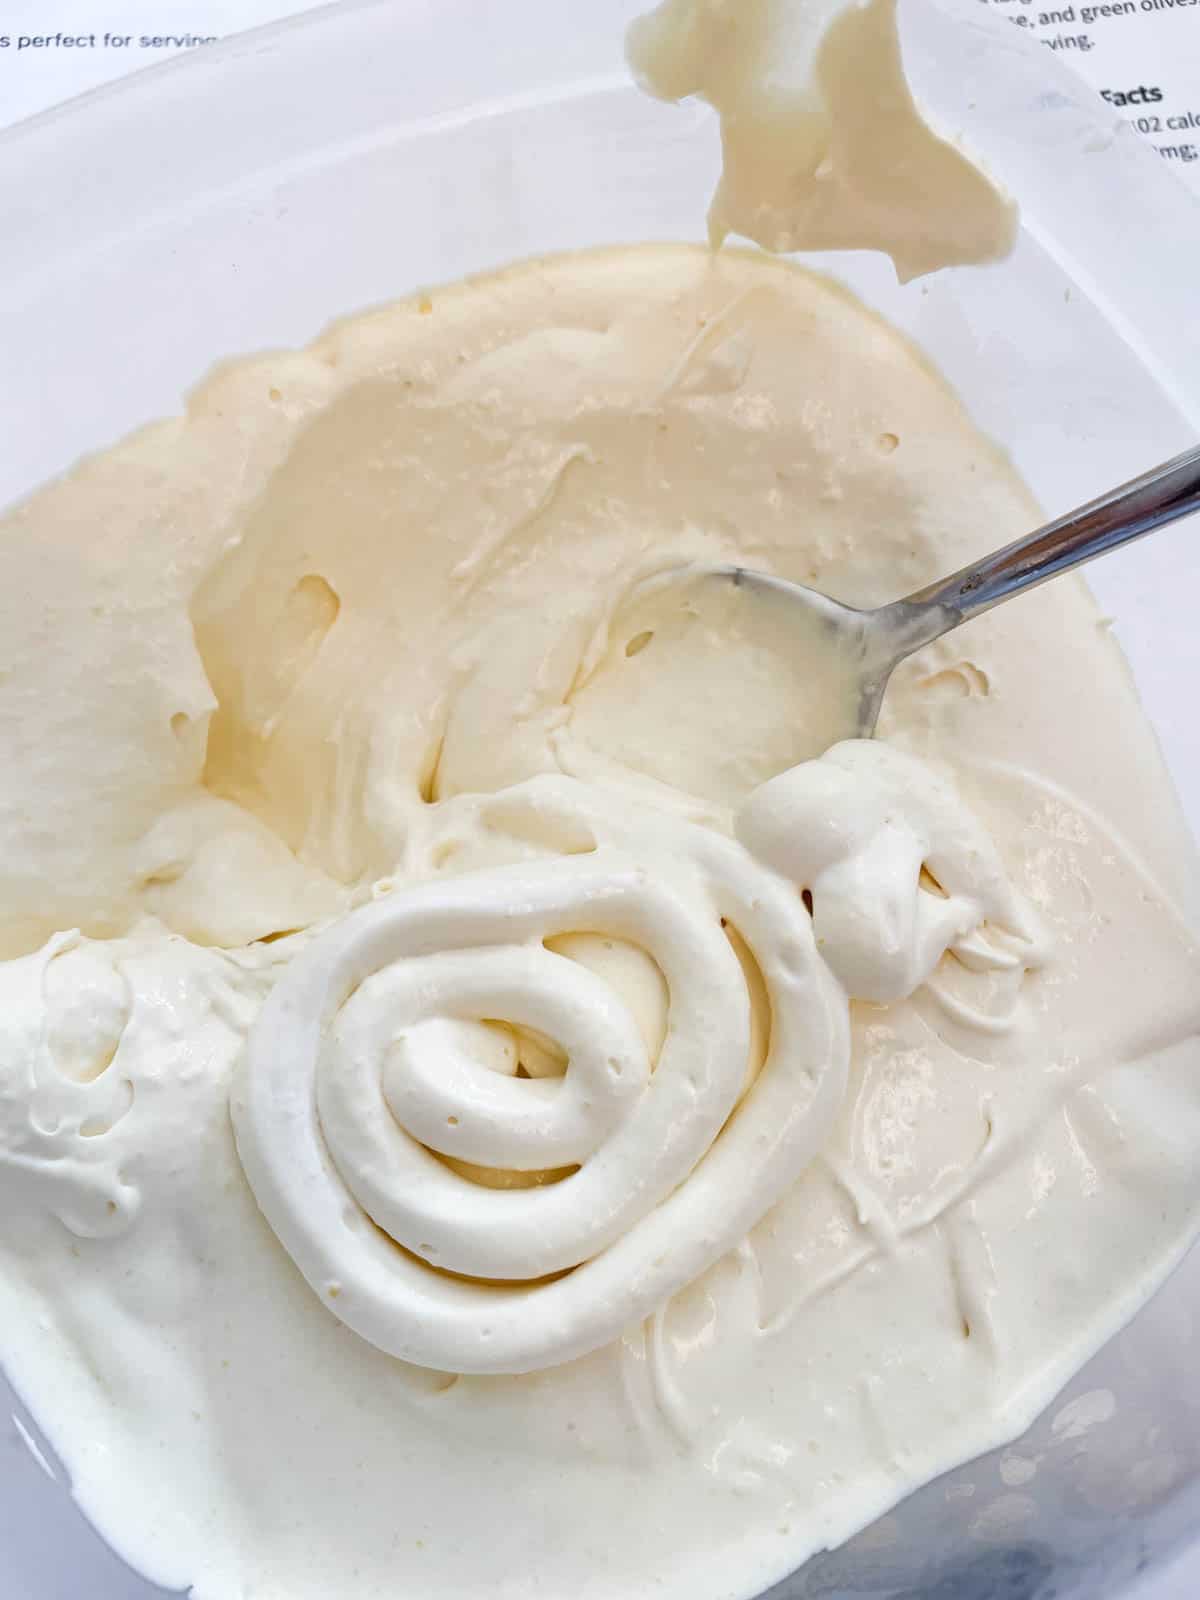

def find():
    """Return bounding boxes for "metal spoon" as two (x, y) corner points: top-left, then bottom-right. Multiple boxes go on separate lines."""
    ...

(663, 443), (1200, 751)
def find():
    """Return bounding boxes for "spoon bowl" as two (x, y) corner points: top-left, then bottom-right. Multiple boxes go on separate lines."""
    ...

(660, 443), (1200, 757)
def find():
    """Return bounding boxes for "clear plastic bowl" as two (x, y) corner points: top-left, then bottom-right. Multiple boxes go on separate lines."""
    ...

(2, 2), (1199, 1596)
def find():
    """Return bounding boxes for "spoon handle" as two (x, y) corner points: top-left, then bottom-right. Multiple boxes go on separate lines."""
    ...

(895, 442), (1200, 632)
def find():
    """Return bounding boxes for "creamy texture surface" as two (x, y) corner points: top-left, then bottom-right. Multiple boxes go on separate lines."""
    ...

(2, 244), (1200, 1600)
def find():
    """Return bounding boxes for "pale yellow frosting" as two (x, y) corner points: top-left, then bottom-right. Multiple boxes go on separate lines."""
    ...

(1, 246), (1199, 1600)
(627, 0), (1018, 280)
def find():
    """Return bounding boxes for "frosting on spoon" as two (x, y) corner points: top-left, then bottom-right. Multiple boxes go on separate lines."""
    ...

(627, 0), (1018, 281)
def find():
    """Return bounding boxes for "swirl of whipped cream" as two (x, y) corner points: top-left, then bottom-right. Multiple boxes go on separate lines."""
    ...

(235, 749), (1044, 1375)
(233, 778), (849, 1375)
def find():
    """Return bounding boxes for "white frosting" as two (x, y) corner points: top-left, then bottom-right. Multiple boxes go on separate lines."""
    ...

(235, 750), (1035, 1375)
(0, 936), (142, 1240)
(1, 244), (1199, 1600)
(738, 741), (1048, 1003)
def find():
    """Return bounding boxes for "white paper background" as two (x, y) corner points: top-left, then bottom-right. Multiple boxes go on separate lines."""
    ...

(0, 2), (1197, 1597)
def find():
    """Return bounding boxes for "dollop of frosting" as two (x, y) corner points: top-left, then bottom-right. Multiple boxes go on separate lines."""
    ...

(234, 744), (1042, 1375)
(737, 741), (1048, 1003)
